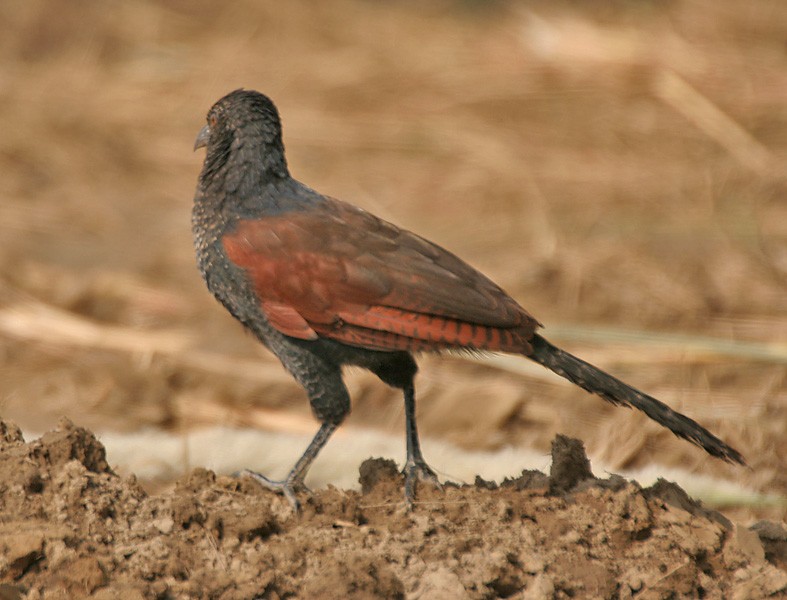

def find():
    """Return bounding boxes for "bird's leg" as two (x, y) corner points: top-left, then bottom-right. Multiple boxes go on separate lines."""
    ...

(242, 421), (338, 511)
(403, 383), (441, 506)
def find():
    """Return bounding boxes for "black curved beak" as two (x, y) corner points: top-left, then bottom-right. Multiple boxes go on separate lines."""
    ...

(193, 125), (210, 151)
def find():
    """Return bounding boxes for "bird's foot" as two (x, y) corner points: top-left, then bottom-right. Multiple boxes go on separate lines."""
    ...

(403, 458), (442, 509)
(240, 469), (309, 512)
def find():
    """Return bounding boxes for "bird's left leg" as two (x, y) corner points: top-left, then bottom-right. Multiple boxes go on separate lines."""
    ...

(244, 345), (349, 511)
(242, 420), (339, 511)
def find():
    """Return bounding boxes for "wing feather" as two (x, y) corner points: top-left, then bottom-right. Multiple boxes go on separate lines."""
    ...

(223, 198), (539, 351)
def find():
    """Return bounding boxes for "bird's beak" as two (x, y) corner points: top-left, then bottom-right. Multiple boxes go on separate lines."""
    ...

(193, 124), (210, 151)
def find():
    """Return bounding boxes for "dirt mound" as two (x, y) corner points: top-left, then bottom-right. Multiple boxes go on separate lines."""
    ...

(1, 420), (785, 599)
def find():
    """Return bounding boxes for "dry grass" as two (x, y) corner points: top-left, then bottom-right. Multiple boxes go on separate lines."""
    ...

(0, 0), (785, 521)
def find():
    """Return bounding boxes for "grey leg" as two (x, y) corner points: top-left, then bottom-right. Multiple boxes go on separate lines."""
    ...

(244, 341), (350, 511)
(402, 382), (441, 506)
(243, 421), (339, 511)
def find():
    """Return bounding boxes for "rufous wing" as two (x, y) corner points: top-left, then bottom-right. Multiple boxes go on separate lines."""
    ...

(223, 198), (539, 352)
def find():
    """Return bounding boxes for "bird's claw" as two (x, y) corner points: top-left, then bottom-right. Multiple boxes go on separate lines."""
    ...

(403, 459), (442, 509)
(240, 469), (309, 512)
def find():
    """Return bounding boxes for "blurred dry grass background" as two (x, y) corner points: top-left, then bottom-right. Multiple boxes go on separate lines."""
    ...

(0, 0), (785, 521)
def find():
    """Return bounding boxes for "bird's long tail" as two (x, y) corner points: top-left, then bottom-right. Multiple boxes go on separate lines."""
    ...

(527, 334), (746, 465)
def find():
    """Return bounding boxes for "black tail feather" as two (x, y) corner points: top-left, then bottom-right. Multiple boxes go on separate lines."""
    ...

(528, 334), (746, 465)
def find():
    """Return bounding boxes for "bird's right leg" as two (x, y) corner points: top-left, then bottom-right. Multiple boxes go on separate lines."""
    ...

(402, 382), (442, 507)
(365, 352), (441, 507)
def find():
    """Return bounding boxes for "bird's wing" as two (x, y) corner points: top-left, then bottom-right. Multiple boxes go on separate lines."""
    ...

(223, 198), (539, 352)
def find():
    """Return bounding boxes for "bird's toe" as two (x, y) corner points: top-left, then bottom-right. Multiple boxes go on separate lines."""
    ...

(403, 459), (442, 509)
(240, 469), (309, 512)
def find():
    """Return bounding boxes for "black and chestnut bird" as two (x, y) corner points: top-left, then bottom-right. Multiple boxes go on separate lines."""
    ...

(192, 89), (744, 509)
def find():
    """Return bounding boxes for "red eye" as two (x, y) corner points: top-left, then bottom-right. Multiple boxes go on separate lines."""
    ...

(209, 115), (217, 128)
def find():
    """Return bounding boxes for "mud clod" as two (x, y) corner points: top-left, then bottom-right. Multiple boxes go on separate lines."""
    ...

(0, 419), (784, 598)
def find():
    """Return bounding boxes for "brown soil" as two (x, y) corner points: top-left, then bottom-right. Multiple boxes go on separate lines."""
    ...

(1, 0), (787, 597)
(1, 419), (785, 599)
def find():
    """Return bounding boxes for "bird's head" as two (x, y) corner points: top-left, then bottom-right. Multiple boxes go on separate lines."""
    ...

(195, 89), (289, 186)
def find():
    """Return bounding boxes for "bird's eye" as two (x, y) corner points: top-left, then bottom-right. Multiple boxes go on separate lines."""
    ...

(209, 115), (217, 128)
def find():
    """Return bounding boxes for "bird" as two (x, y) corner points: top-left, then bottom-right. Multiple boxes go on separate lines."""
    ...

(192, 89), (745, 510)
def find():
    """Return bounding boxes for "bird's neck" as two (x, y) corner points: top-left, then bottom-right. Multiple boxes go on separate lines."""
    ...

(192, 143), (297, 253)
(202, 139), (288, 194)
